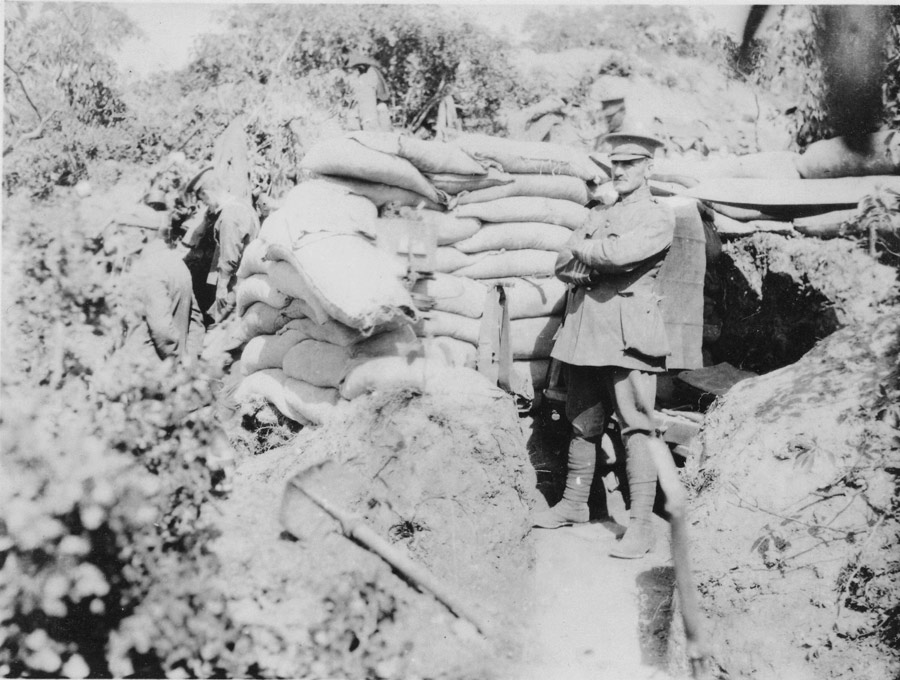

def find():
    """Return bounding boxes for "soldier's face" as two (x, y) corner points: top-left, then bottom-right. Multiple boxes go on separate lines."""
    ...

(611, 158), (651, 196)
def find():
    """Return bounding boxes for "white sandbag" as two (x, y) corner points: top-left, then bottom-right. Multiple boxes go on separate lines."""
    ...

(266, 260), (331, 326)
(317, 175), (443, 210)
(240, 329), (305, 375)
(452, 134), (603, 182)
(266, 238), (417, 333)
(236, 273), (291, 316)
(234, 368), (339, 426)
(454, 174), (589, 206)
(299, 138), (446, 205)
(280, 316), (366, 347)
(483, 276), (567, 319)
(454, 249), (558, 279)
(434, 246), (474, 273)
(412, 273), (487, 318)
(279, 181), (378, 238)
(420, 336), (477, 369)
(351, 325), (420, 359)
(454, 222), (572, 253)
(258, 210), (294, 249)
(237, 300), (311, 342)
(513, 359), (552, 392)
(414, 310), (482, 345)
(425, 168), (513, 195)
(453, 197), (590, 230)
(510, 316), (562, 359)
(282, 339), (353, 388)
(236, 239), (271, 279)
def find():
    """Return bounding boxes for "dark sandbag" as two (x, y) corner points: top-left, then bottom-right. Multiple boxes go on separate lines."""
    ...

(796, 131), (900, 179)
(317, 175), (443, 210)
(412, 273), (488, 318)
(510, 316), (562, 360)
(454, 196), (591, 230)
(454, 249), (559, 279)
(240, 330), (306, 375)
(454, 222), (572, 253)
(482, 276), (567, 319)
(452, 133), (604, 182)
(454, 173), (589, 206)
(793, 209), (857, 238)
(413, 310), (482, 345)
(426, 168), (514, 195)
(433, 246), (475, 274)
(300, 138), (446, 205)
(282, 339), (353, 389)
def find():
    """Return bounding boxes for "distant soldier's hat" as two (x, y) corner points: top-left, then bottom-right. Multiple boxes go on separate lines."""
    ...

(604, 132), (665, 161)
(346, 52), (382, 70)
(184, 166), (216, 197)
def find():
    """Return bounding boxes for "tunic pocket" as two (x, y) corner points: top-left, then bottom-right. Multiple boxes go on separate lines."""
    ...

(620, 293), (671, 358)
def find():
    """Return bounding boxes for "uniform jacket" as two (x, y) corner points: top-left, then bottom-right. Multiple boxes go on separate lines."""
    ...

(551, 185), (675, 371)
(127, 240), (202, 360)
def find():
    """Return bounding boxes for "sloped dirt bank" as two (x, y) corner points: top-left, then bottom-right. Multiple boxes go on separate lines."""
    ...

(687, 311), (900, 679)
(210, 378), (539, 679)
(707, 234), (897, 373)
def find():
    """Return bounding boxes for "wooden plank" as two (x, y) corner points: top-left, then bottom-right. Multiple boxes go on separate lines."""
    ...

(685, 176), (900, 209)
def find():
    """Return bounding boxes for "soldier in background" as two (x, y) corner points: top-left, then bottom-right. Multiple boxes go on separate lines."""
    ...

(345, 52), (393, 132)
(181, 167), (260, 327)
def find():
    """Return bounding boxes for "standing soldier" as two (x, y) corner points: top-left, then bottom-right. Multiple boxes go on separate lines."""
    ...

(182, 167), (260, 327)
(345, 52), (393, 132)
(533, 133), (674, 560)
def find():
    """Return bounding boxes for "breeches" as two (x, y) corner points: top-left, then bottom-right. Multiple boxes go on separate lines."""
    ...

(564, 365), (658, 442)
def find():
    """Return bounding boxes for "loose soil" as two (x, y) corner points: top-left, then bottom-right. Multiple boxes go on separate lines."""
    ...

(688, 311), (900, 680)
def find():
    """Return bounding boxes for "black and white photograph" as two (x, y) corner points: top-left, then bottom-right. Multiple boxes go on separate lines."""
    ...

(2, 3), (899, 679)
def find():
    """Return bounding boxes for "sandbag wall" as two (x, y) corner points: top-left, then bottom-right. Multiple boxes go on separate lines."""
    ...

(231, 179), (493, 426)
(306, 132), (603, 396)
(230, 132), (608, 426)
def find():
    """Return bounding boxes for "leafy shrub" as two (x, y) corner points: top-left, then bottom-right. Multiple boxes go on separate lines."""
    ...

(523, 6), (710, 59)
(713, 5), (900, 148)
(0, 190), (253, 678)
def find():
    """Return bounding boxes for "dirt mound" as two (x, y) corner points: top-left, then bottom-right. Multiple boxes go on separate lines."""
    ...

(708, 234), (897, 372)
(687, 311), (900, 679)
(211, 380), (538, 679)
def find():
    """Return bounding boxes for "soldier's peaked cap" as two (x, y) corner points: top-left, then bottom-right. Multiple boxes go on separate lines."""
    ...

(604, 133), (665, 161)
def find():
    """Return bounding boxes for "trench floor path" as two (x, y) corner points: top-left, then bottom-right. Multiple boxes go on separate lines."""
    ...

(514, 512), (681, 680)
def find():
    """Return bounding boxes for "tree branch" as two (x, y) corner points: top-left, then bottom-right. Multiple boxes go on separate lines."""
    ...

(4, 58), (43, 121)
(3, 110), (58, 157)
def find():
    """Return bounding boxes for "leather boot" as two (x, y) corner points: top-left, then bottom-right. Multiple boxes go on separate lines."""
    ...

(532, 437), (596, 528)
(610, 433), (657, 558)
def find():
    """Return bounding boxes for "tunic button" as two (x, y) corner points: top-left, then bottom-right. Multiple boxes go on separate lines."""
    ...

(585, 286), (593, 291)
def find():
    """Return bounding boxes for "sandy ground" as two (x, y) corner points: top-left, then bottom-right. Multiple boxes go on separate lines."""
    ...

(519, 515), (680, 680)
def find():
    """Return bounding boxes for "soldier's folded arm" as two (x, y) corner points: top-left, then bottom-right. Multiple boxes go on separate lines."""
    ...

(571, 210), (674, 273)
(554, 226), (595, 285)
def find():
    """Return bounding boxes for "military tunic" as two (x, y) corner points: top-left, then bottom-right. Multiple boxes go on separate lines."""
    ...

(551, 184), (675, 372)
(551, 184), (675, 440)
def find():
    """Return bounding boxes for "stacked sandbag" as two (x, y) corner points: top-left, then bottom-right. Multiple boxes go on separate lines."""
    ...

(231, 179), (433, 425)
(251, 132), (616, 411)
